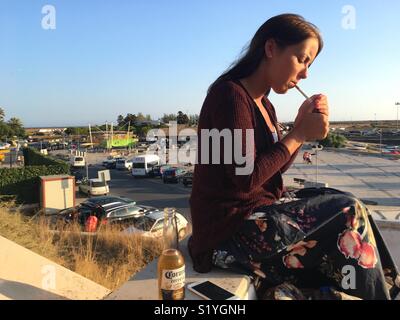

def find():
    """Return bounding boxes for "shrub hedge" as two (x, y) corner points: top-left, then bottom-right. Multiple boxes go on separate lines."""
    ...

(0, 148), (70, 203)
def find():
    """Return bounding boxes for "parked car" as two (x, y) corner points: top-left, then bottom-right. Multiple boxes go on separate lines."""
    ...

(162, 167), (187, 183)
(0, 142), (11, 150)
(181, 171), (193, 187)
(102, 157), (124, 169)
(116, 158), (133, 170)
(57, 202), (158, 231)
(82, 195), (136, 206)
(123, 210), (189, 240)
(382, 149), (400, 155)
(71, 170), (84, 185)
(70, 155), (86, 168)
(78, 178), (109, 196)
(150, 165), (172, 178)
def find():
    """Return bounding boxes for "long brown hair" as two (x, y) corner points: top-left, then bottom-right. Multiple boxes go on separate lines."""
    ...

(208, 14), (323, 93)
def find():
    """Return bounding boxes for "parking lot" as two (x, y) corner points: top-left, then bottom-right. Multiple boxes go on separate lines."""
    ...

(66, 151), (193, 224)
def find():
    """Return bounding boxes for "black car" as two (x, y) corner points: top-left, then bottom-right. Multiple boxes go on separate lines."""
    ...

(149, 165), (171, 178)
(181, 172), (193, 187)
(162, 167), (186, 183)
(57, 201), (158, 231)
(82, 195), (136, 206)
(70, 170), (84, 185)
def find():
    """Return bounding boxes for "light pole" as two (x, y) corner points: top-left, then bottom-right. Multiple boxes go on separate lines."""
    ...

(396, 102), (400, 130)
(312, 144), (323, 184)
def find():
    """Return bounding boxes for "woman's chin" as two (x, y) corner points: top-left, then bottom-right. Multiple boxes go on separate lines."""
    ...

(272, 86), (289, 94)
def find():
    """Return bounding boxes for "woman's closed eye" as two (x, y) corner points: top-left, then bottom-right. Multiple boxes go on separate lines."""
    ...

(297, 55), (311, 66)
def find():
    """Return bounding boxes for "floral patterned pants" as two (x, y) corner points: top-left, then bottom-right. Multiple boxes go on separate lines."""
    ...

(212, 194), (400, 300)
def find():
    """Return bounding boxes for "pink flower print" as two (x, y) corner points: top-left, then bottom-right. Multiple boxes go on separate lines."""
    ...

(304, 240), (317, 249)
(283, 240), (317, 269)
(255, 219), (268, 232)
(283, 255), (304, 269)
(346, 215), (359, 229)
(291, 246), (307, 256)
(342, 207), (351, 214)
(358, 242), (378, 269)
(338, 230), (362, 259)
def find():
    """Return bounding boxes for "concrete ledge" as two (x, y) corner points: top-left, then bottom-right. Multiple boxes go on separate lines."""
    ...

(0, 235), (111, 300)
(106, 237), (256, 300)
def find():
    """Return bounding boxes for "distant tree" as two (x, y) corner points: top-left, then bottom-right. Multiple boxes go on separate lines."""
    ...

(188, 114), (199, 126)
(7, 117), (25, 137)
(0, 122), (11, 139)
(136, 112), (146, 123)
(117, 114), (124, 126)
(0, 107), (5, 122)
(124, 113), (137, 126)
(136, 125), (152, 137)
(145, 114), (152, 121)
(65, 127), (89, 136)
(177, 111), (189, 125)
(161, 113), (177, 124)
(319, 133), (347, 148)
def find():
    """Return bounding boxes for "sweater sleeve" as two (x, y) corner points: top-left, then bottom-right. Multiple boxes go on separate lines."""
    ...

(280, 146), (300, 174)
(211, 83), (291, 193)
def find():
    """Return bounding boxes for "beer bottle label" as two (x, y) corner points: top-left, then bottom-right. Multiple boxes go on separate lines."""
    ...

(160, 265), (185, 300)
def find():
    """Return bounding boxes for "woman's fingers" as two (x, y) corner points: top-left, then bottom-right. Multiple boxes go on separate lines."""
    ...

(313, 94), (329, 116)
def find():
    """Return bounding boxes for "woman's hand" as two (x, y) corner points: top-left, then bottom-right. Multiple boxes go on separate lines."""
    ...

(294, 94), (329, 127)
(292, 95), (330, 142)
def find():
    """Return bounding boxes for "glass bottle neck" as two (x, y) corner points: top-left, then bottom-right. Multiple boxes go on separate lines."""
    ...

(163, 208), (178, 250)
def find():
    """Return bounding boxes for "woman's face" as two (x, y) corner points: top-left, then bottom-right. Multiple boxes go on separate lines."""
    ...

(265, 37), (319, 94)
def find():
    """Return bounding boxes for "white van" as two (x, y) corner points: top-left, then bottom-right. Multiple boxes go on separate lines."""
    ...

(131, 154), (160, 177)
(71, 155), (86, 168)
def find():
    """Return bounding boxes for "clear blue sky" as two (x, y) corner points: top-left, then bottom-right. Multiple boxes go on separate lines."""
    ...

(1, 0), (400, 127)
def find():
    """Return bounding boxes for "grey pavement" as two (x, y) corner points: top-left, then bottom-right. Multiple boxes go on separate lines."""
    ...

(283, 148), (400, 221)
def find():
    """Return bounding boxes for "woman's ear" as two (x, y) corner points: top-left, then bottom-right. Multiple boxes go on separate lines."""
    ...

(264, 39), (275, 58)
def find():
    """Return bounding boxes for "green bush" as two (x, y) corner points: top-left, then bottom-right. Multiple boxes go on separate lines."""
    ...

(0, 148), (70, 203)
(319, 133), (347, 148)
(23, 147), (70, 170)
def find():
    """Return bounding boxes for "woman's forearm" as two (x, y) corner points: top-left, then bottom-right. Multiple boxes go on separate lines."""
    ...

(281, 130), (305, 155)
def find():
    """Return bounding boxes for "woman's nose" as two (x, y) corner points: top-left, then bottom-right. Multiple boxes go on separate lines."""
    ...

(298, 67), (308, 80)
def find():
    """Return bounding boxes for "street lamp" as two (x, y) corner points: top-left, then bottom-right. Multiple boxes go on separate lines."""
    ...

(312, 144), (324, 183)
(396, 102), (400, 130)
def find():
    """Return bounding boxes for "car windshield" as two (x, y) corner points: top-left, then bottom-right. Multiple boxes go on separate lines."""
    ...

(75, 157), (84, 161)
(133, 163), (145, 168)
(92, 181), (106, 187)
(59, 206), (79, 215)
(134, 216), (156, 231)
(88, 197), (134, 205)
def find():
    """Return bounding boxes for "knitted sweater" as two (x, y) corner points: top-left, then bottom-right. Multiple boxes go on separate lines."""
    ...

(188, 79), (300, 272)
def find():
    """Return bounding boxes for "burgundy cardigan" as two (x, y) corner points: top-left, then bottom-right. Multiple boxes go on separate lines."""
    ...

(188, 80), (300, 272)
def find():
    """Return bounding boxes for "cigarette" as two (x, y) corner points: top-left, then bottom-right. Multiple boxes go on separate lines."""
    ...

(294, 85), (309, 100)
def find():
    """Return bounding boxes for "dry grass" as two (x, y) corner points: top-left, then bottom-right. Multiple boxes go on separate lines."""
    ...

(0, 202), (163, 290)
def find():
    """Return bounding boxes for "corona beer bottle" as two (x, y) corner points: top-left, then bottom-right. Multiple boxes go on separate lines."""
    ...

(157, 207), (185, 300)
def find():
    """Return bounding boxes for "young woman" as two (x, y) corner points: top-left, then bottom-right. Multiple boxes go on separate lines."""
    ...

(188, 13), (399, 300)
